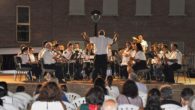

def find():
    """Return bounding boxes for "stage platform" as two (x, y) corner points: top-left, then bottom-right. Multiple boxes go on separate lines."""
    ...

(0, 74), (195, 101)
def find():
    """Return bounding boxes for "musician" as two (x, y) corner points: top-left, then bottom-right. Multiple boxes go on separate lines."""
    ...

(120, 41), (131, 79)
(81, 30), (118, 81)
(38, 41), (48, 61)
(42, 42), (65, 83)
(132, 43), (147, 72)
(163, 43), (183, 83)
(73, 42), (83, 80)
(137, 35), (148, 52)
(82, 43), (94, 80)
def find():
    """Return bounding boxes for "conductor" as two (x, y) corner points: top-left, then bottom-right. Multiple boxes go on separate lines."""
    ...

(81, 30), (119, 82)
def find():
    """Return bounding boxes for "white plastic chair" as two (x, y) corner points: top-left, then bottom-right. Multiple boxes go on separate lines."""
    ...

(138, 91), (147, 107)
(3, 103), (19, 110)
(65, 92), (81, 102)
(63, 102), (76, 110)
(71, 97), (86, 108)
(161, 104), (181, 110)
(118, 104), (139, 110)
(104, 95), (116, 101)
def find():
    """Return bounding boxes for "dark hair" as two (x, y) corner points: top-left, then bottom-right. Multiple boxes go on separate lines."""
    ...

(37, 82), (63, 101)
(67, 43), (73, 47)
(106, 76), (113, 88)
(99, 30), (105, 36)
(181, 88), (194, 101)
(86, 86), (105, 105)
(122, 80), (138, 98)
(172, 43), (178, 49)
(0, 88), (6, 97)
(0, 81), (8, 95)
(16, 86), (25, 92)
(145, 88), (162, 110)
(43, 40), (48, 47)
(34, 84), (42, 95)
(21, 46), (29, 54)
(163, 44), (168, 49)
(94, 77), (108, 95)
(160, 85), (172, 100)
(136, 43), (143, 51)
(61, 84), (68, 92)
(0, 99), (3, 106)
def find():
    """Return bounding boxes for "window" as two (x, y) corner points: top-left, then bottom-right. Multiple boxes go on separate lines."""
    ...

(136, 0), (152, 16)
(69, 0), (85, 15)
(16, 6), (30, 42)
(169, 0), (185, 16)
(103, 0), (118, 16)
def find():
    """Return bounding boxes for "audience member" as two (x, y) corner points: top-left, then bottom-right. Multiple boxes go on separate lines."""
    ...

(178, 88), (194, 110)
(0, 81), (13, 96)
(145, 88), (162, 110)
(160, 85), (181, 106)
(129, 73), (148, 93)
(117, 80), (143, 108)
(79, 86), (104, 110)
(94, 77), (108, 95)
(106, 76), (120, 98)
(102, 99), (117, 110)
(31, 82), (67, 110)
(14, 86), (32, 103)
(189, 96), (195, 110)
(61, 84), (68, 93)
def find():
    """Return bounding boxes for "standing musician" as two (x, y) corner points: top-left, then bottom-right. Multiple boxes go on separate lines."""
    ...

(81, 30), (119, 82)
(163, 43), (182, 83)
(42, 42), (65, 83)
(137, 35), (148, 53)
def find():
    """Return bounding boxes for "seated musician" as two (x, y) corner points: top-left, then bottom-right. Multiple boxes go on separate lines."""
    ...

(42, 42), (65, 83)
(163, 43), (182, 83)
(120, 41), (131, 79)
(83, 43), (94, 80)
(73, 43), (83, 80)
(38, 41), (48, 61)
(132, 43), (148, 72)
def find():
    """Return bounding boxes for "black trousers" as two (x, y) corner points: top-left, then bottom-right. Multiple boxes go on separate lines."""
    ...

(132, 60), (147, 72)
(163, 63), (181, 83)
(120, 65), (128, 79)
(21, 64), (41, 79)
(92, 54), (107, 81)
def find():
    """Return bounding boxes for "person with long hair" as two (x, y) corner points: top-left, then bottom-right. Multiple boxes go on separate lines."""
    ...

(117, 80), (143, 109)
(144, 88), (162, 110)
(79, 86), (105, 110)
(31, 82), (67, 110)
(94, 77), (108, 95)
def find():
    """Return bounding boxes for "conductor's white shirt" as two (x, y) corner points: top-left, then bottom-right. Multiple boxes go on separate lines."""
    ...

(90, 35), (113, 55)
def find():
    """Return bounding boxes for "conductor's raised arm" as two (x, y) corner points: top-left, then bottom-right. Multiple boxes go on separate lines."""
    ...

(81, 32), (90, 43)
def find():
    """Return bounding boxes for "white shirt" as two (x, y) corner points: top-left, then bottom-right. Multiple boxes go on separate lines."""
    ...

(168, 49), (182, 65)
(1, 96), (25, 110)
(31, 101), (65, 110)
(19, 53), (29, 64)
(90, 36), (113, 55)
(135, 51), (146, 61)
(121, 48), (131, 66)
(141, 40), (148, 52)
(106, 86), (120, 98)
(177, 105), (188, 110)
(0, 106), (5, 110)
(38, 48), (46, 60)
(29, 53), (36, 62)
(42, 49), (56, 64)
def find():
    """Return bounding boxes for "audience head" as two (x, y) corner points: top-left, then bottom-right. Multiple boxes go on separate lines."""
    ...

(0, 82), (8, 95)
(94, 77), (108, 95)
(145, 88), (162, 110)
(189, 96), (195, 110)
(0, 88), (6, 97)
(61, 84), (68, 93)
(85, 86), (104, 105)
(16, 86), (25, 92)
(102, 99), (117, 110)
(106, 76), (113, 87)
(135, 43), (143, 52)
(34, 84), (42, 95)
(160, 85), (173, 100)
(180, 88), (194, 106)
(122, 80), (138, 98)
(37, 82), (62, 101)
(129, 73), (138, 82)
